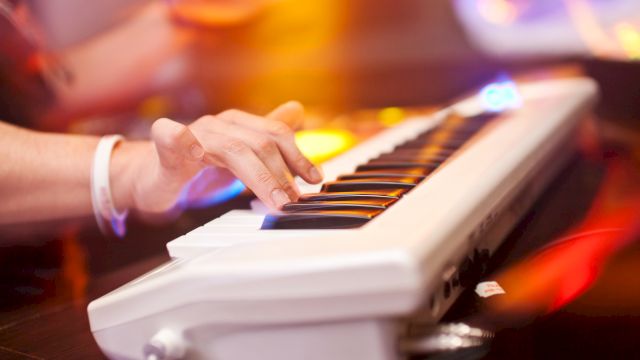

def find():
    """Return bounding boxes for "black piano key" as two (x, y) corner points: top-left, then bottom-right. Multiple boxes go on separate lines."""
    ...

(445, 112), (496, 127)
(337, 168), (433, 180)
(391, 146), (455, 154)
(298, 190), (407, 202)
(261, 209), (382, 229)
(298, 197), (397, 206)
(380, 151), (453, 165)
(321, 177), (421, 192)
(373, 154), (450, 164)
(418, 129), (477, 140)
(386, 144), (450, 152)
(282, 199), (392, 212)
(427, 126), (478, 136)
(375, 152), (450, 163)
(389, 145), (456, 157)
(356, 162), (440, 172)
(397, 139), (467, 150)
(397, 139), (464, 150)
(466, 112), (498, 122)
(435, 120), (492, 136)
(372, 154), (449, 166)
(438, 120), (488, 132)
(426, 127), (472, 136)
(338, 173), (425, 181)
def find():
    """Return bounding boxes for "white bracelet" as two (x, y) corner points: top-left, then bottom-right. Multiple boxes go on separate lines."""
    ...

(90, 135), (128, 238)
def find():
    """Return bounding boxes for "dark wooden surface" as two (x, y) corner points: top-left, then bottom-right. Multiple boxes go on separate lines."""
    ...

(0, 196), (254, 359)
(0, 255), (167, 360)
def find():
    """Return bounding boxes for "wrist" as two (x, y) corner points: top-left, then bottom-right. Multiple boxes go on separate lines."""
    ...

(110, 139), (149, 213)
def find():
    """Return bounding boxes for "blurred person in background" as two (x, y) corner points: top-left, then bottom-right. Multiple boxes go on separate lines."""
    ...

(9, 0), (636, 240)
(0, 0), (323, 239)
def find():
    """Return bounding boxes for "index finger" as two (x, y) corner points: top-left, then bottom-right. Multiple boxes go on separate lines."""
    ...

(266, 101), (305, 131)
(217, 108), (323, 184)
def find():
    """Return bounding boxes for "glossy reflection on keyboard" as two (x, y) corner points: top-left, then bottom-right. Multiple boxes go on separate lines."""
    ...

(262, 112), (497, 230)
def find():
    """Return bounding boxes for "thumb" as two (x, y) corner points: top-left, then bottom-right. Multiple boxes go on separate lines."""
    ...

(267, 101), (305, 131)
(151, 118), (204, 171)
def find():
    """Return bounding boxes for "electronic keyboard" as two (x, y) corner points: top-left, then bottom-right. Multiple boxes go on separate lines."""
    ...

(88, 78), (598, 360)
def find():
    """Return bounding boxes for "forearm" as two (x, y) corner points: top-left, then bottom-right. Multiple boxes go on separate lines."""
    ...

(0, 102), (320, 232)
(0, 122), (99, 225)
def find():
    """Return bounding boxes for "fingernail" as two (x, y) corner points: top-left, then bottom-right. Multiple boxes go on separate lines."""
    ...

(190, 144), (204, 160)
(271, 188), (290, 208)
(309, 166), (323, 183)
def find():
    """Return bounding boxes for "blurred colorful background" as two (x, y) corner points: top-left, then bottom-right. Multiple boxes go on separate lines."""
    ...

(3, 2), (640, 358)
(3, 0), (640, 140)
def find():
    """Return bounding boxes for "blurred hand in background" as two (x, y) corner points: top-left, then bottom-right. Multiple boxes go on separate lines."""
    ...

(166, 0), (274, 27)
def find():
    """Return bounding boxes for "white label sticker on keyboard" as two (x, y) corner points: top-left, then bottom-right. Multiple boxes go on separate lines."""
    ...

(475, 281), (506, 298)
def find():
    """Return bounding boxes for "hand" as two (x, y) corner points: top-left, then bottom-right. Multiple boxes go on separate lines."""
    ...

(168, 0), (273, 27)
(112, 101), (323, 217)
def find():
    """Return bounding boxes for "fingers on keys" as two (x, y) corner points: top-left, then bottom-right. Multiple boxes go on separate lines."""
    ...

(178, 103), (322, 209)
(217, 106), (323, 184)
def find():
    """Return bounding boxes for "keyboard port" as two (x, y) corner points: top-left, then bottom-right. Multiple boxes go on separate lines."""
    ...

(443, 281), (451, 299)
(472, 248), (481, 263)
(458, 256), (475, 288)
(451, 274), (460, 288)
(473, 248), (491, 275)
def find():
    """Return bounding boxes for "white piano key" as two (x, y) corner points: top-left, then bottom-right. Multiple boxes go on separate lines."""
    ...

(219, 209), (263, 219)
(168, 228), (344, 258)
(205, 217), (265, 228)
(203, 210), (265, 227)
(190, 225), (264, 235)
(187, 229), (336, 241)
(206, 219), (264, 228)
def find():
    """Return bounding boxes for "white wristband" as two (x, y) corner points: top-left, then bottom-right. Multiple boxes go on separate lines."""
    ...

(90, 135), (128, 238)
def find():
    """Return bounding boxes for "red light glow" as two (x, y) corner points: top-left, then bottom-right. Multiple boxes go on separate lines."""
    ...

(485, 160), (640, 317)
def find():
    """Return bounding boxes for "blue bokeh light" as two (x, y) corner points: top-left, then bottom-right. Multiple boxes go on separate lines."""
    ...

(188, 178), (246, 209)
(480, 80), (522, 112)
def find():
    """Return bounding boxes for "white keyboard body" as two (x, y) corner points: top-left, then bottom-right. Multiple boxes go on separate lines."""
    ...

(88, 78), (598, 360)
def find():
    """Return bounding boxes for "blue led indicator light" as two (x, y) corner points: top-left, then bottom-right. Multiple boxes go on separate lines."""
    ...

(480, 81), (522, 112)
